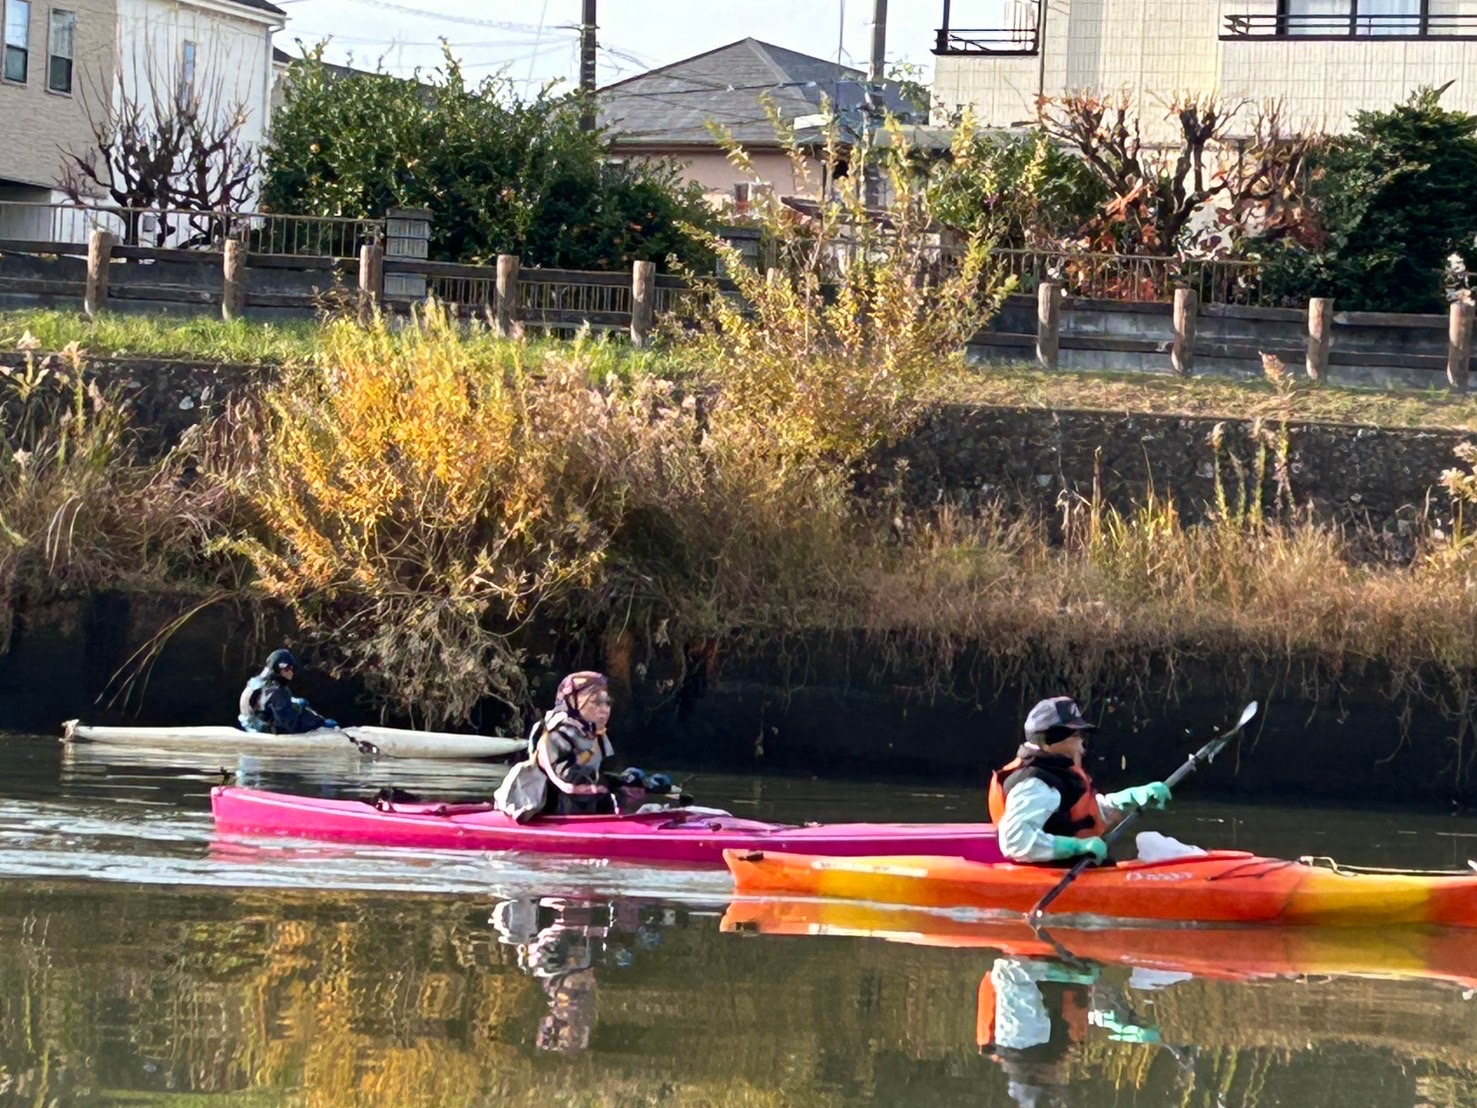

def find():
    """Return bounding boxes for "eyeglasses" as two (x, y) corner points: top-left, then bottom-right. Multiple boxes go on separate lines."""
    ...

(586, 694), (613, 707)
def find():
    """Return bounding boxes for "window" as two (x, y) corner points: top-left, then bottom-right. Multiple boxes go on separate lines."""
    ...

(3, 0), (30, 83)
(178, 39), (195, 107)
(47, 9), (72, 93)
(1283, 0), (1423, 36)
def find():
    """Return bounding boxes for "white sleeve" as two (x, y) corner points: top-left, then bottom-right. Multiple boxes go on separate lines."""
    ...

(1097, 792), (1127, 825)
(997, 777), (1066, 863)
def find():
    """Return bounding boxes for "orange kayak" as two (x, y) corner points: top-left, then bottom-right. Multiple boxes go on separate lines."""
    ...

(721, 898), (1477, 989)
(724, 849), (1477, 927)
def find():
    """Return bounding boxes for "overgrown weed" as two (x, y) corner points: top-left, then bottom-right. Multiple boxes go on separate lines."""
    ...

(0, 336), (238, 651)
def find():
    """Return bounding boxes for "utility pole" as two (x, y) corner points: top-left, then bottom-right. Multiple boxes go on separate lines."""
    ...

(580, 0), (598, 131)
(868, 0), (888, 83)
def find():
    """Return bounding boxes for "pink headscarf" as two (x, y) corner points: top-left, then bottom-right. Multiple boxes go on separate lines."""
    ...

(555, 671), (609, 730)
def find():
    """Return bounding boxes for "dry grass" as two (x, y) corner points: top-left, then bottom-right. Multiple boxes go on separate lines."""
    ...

(0, 341), (239, 654)
(933, 362), (1477, 431)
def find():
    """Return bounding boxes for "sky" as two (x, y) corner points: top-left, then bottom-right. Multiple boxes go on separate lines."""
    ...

(269, 0), (1003, 91)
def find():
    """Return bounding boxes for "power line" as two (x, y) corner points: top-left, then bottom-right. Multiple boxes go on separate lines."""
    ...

(329, 0), (549, 33)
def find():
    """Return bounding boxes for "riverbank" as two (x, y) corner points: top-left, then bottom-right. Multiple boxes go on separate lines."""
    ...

(1, 310), (1475, 801)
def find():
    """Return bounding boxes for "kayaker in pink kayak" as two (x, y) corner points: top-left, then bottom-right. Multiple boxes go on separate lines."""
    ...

(531, 670), (617, 816)
(988, 697), (1172, 865)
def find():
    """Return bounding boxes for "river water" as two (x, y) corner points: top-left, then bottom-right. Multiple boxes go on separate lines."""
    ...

(2, 733), (1476, 1107)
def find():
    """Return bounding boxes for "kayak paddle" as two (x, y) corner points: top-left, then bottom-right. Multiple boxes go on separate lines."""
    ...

(1029, 700), (1259, 920)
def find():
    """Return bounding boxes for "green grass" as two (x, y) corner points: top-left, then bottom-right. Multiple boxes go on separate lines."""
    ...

(938, 362), (1477, 431)
(6, 310), (1476, 431)
(0, 310), (687, 382)
(0, 310), (323, 364)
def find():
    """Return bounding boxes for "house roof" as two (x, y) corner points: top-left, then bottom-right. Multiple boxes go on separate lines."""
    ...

(598, 37), (920, 149)
(224, 0), (286, 16)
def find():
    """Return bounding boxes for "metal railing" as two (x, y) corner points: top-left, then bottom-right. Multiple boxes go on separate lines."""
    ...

(991, 248), (1271, 306)
(1223, 11), (1477, 38)
(932, 26), (1039, 55)
(0, 201), (382, 257)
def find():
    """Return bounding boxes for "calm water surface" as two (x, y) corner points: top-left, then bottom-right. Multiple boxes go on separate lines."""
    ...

(2, 732), (1476, 1106)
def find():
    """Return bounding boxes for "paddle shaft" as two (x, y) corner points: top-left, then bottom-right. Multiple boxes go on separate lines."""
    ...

(1029, 702), (1257, 919)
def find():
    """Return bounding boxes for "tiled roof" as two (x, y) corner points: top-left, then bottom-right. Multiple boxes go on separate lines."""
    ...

(598, 37), (920, 148)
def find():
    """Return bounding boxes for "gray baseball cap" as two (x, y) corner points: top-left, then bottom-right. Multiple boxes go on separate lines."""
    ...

(1024, 697), (1097, 737)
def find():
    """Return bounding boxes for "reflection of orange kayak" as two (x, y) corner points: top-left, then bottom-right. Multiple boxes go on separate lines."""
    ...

(720, 898), (1477, 989)
(724, 849), (1477, 927)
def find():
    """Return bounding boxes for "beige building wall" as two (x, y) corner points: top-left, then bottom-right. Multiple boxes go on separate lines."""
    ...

(934, 0), (1477, 140)
(0, 0), (117, 196)
(616, 146), (829, 207)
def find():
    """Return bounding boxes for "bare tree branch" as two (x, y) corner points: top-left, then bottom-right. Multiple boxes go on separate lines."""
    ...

(58, 66), (260, 246)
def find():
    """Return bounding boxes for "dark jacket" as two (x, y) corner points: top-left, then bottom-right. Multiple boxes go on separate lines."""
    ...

(238, 671), (328, 734)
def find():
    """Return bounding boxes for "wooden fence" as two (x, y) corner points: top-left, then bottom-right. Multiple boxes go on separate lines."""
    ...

(0, 232), (688, 348)
(0, 233), (1472, 392)
(987, 283), (1473, 391)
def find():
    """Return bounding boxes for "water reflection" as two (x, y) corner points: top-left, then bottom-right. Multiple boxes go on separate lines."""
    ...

(490, 896), (671, 1055)
(5, 733), (1477, 1105)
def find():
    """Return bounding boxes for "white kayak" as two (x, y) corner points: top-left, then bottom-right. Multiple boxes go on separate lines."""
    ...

(60, 720), (524, 760)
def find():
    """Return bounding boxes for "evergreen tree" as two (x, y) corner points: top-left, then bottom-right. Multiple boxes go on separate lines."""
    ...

(264, 46), (714, 271)
(1268, 86), (1477, 312)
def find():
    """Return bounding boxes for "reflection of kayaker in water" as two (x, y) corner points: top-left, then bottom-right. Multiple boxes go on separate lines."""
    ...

(491, 896), (665, 1054)
(989, 697), (1200, 865)
(978, 953), (1170, 1108)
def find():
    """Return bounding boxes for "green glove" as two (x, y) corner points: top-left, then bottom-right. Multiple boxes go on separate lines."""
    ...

(1049, 835), (1107, 863)
(1104, 781), (1172, 812)
(1092, 1012), (1162, 1044)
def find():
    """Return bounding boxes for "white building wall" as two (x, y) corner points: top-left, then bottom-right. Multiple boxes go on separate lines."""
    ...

(114, 0), (278, 197)
(935, 0), (1477, 140)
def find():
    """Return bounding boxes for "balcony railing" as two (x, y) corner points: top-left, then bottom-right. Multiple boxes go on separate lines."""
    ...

(933, 26), (1039, 56)
(1223, 12), (1477, 39)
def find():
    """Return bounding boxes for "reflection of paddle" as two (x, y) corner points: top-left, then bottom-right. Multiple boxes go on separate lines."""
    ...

(1030, 701), (1259, 920)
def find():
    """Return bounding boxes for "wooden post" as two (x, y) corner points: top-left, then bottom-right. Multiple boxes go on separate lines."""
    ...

(495, 254), (520, 338)
(1172, 287), (1199, 377)
(84, 228), (115, 318)
(222, 239), (246, 321)
(1035, 281), (1060, 370)
(1306, 297), (1333, 383)
(1448, 299), (1473, 392)
(631, 259), (657, 349)
(357, 242), (383, 323)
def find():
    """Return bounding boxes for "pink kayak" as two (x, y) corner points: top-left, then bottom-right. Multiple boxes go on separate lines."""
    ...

(209, 786), (1005, 867)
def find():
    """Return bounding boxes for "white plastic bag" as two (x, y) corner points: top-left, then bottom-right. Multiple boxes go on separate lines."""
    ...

(1135, 831), (1207, 862)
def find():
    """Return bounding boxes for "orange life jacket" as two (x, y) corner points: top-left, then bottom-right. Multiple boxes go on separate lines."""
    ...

(987, 750), (1108, 839)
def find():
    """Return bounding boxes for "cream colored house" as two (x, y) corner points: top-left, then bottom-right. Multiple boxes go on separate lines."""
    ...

(932, 0), (1477, 138)
(0, 0), (117, 234)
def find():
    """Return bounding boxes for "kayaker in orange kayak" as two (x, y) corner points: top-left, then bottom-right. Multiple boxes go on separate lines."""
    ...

(988, 697), (1172, 865)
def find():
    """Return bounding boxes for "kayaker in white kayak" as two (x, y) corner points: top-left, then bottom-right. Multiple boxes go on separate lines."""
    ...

(237, 648), (338, 735)
(988, 697), (1172, 865)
